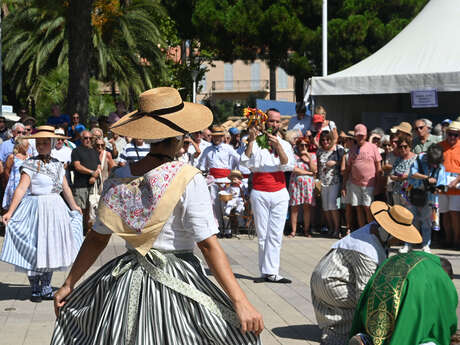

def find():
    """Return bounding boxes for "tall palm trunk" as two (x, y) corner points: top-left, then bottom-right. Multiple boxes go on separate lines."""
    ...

(67, 0), (92, 123)
(269, 65), (277, 100)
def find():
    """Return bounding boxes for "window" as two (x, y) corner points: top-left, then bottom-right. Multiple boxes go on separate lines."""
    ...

(277, 67), (288, 89)
(251, 62), (260, 90)
(224, 63), (233, 90)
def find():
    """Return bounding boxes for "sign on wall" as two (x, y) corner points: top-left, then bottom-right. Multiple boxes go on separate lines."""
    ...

(411, 89), (438, 108)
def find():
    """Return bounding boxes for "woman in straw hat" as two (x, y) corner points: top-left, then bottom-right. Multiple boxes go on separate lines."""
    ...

(310, 201), (422, 345)
(0, 126), (83, 303)
(51, 87), (262, 345)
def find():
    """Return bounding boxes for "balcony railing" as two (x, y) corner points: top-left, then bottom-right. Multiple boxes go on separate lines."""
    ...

(212, 80), (269, 92)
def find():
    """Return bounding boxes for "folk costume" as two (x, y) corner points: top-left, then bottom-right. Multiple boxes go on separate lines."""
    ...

(224, 170), (246, 217)
(51, 88), (262, 345)
(241, 133), (295, 282)
(350, 252), (457, 345)
(198, 126), (240, 228)
(0, 126), (83, 301)
(310, 202), (422, 345)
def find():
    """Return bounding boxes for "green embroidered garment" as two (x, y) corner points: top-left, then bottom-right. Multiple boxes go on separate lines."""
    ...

(350, 252), (457, 345)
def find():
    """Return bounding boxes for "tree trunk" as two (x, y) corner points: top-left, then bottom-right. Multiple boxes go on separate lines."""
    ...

(269, 65), (276, 100)
(294, 75), (305, 102)
(67, 0), (92, 124)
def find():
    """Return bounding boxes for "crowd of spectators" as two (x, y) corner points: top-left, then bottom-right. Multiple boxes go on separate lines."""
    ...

(0, 102), (459, 253)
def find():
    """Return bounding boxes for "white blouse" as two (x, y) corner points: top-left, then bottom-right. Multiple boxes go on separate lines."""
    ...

(93, 165), (219, 251)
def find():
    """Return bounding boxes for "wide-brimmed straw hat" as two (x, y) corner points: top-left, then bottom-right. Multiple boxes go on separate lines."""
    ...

(447, 121), (460, 132)
(370, 201), (422, 244)
(228, 170), (243, 180)
(210, 125), (226, 136)
(23, 125), (69, 140)
(110, 87), (213, 140)
(392, 121), (413, 135)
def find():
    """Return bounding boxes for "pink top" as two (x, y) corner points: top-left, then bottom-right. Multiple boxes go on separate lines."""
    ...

(349, 142), (382, 187)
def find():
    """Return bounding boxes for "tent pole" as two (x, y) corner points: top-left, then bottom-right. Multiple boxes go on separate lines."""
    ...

(322, 0), (328, 76)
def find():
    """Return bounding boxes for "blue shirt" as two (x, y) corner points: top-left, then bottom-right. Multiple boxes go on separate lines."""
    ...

(287, 115), (311, 135)
(0, 138), (36, 162)
(68, 123), (86, 140)
(409, 153), (448, 203)
(47, 114), (71, 127)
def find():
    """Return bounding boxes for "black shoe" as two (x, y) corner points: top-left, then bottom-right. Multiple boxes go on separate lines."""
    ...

(217, 233), (224, 239)
(264, 275), (292, 284)
(41, 292), (54, 301)
(225, 233), (232, 239)
(30, 294), (42, 303)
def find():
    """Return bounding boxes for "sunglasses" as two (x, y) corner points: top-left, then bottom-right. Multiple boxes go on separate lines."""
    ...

(398, 144), (409, 149)
(447, 132), (459, 138)
(298, 143), (308, 147)
(95, 144), (105, 148)
(383, 144), (391, 147)
(320, 138), (331, 142)
(16, 131), (26, 134)
(82, 136), (92, 140)
(416, 125), (425, 130)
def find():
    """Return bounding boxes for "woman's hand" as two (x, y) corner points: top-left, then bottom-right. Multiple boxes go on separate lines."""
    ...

(73, 206), (83, 215)
(234, 299), (264, 336)
(326, 160), (336, 168)
(248, 127), (258, 142)
(54, 284), (73, 317)
(2, 212), (12, 225)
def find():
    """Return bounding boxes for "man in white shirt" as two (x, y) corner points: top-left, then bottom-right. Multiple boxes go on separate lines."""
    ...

(51, 128), (73, 185)
(198, 126), (240, 230)
(188, 131), (211, 167)
(241, 108), (295, 283)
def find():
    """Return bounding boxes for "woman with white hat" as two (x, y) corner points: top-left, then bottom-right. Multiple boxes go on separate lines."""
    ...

(0, 126), (83, 303)
(51, 87), (263, 345)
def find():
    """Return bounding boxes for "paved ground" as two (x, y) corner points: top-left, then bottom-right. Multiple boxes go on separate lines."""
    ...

(1, 233), (460, 345)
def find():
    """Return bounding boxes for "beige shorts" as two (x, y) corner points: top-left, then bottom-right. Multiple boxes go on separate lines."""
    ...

(73, 187), (91, 209)
(349, 183), (374, 207)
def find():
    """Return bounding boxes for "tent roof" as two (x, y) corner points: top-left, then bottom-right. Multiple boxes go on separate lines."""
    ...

(311, 0), (460, 95)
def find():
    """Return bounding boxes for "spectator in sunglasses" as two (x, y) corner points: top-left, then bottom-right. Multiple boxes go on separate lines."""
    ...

(0, 123), (36, 163)
(412, 118), (440, 154)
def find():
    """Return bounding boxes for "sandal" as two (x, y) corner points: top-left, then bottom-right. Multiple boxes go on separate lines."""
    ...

(288, 232), (296, 238)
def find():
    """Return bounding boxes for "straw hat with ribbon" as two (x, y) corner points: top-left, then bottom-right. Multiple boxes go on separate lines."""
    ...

(392, 121), (413, 136)
(370, 201), (422, 244)
(209, 125), (226, 136)
(447, 121), (460, 132)
(228, 170), (243, 180)
(110, 87), (213, 140)
(22, 125), (69, 140)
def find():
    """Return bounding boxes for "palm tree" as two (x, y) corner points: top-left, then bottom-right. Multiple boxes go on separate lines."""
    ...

(3, 0), (167, 115)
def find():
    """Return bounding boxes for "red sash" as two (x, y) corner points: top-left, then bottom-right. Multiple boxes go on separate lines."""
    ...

(209, 168), (231, 179)
(243, 174), (251, 179)
(252, 172), (286, 192)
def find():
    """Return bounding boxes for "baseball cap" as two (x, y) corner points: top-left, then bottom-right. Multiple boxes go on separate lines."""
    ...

(354, 124), (367, 136)
(442, 118), (452, 125)
(229, 127), (240, 136)
(312, 114), (324, 123)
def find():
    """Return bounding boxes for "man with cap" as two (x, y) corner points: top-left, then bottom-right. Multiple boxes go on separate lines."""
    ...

(198, 125), (240, 230)
(241, 108), (295, 283)
(310, 201), (422, 345)
(229, 127), (242, 150)
(288, 101), (311, 136)
(344, 124), (382, 228)
(439, 121), (460, 248)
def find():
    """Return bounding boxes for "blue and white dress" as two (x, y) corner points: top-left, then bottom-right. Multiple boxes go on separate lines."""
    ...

(2, 156), (27, 209)
(0, 157), (83, 272)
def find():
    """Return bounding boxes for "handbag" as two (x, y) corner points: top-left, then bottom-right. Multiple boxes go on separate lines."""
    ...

(89, 151), (106, 222)
(408, 156), (430, 207)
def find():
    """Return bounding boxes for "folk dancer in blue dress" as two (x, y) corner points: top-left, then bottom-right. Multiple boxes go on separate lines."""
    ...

(51, 87), (263, 345)
(0, 126), (83, 302)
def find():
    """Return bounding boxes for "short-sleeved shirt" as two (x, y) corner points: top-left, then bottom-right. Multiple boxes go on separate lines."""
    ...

(119, 142), (150, 164)
(412, 134), (440, 154)
(67, 123), (86, 141)
(0, 138), (35, 162)
(440, 139), (460, 195)
(21, 157), (65, 195)
(46, 114), (71, 127)
(349, 142), (382, 187)
(288, 115), (312, 135)
(71, 146), (100, 188)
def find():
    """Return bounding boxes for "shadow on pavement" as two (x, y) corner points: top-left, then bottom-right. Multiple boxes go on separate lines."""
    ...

(272, 324), (321, 342)
(0, 283), (31, 301)
(204, 268), (259, 281)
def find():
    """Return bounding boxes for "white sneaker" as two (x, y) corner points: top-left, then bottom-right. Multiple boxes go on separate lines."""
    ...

(422, 245), (431, 253)
(399, 244), (411, 253)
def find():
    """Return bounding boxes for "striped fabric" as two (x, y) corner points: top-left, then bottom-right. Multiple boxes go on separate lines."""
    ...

(310, 248), (378, 345)
(51, 251), (260, 345)
(0, 194), (83, 272)
(119, 142), (150, 164)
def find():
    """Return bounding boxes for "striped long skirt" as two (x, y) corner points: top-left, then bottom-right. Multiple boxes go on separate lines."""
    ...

(51, 250), (261, 345)
(0, 194), (83, 272)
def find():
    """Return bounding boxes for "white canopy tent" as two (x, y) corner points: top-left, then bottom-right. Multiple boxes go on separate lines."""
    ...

(307, 0), (460, 130)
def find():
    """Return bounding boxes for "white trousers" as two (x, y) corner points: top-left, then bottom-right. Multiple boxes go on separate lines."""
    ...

(250, 188), (289, 276)
(209, 183), (225, 228)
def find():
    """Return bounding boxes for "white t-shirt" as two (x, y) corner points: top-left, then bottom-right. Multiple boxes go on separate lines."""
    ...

(52, 146), (73, 164)
(93, 165), (219, 251)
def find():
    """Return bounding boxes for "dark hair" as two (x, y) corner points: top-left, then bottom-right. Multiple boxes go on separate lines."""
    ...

(440, 257), (453, 280)
(319, 130), (334, 148)
(426, 144), (444, 166)
(295, 101), (306, 114)
(397, 133), (412, 147)
(266, 108), (280, 114)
